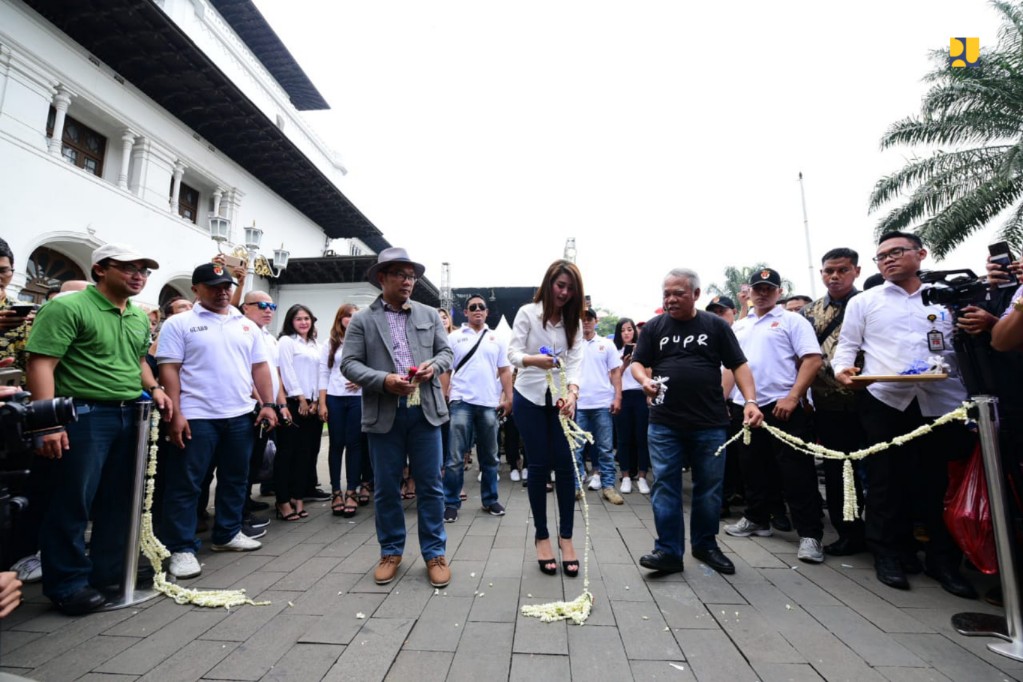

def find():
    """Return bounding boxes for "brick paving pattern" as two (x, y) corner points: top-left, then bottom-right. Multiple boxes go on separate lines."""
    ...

(1, 449), (1020, 681)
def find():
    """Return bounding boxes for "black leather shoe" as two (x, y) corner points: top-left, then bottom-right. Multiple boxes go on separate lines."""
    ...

(823, 537), (867, 556)
(246, 497), (270, 512)
(770, 514), (792, 532)
(875, 557), (909, 590)
(925, 562), (978, 599)
(639, 549), (684, 573)
(692, 547), (735, 575)
(54, 586), (106, 616)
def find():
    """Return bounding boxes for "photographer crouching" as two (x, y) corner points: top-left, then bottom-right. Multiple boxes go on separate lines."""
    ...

(25, 244), (171, 615)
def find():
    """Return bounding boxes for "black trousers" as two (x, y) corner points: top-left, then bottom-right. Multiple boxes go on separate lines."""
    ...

(858, 393), (973, 561)
(815, 407), (866, 542)
(275, 398), (323, 504)
(738, 402), (823, 539)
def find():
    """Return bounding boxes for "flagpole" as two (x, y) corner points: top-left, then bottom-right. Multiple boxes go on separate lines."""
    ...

(799, 172), (817, 298)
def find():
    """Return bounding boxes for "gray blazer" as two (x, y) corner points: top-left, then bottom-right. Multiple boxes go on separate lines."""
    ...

(340, 296), (453, 433)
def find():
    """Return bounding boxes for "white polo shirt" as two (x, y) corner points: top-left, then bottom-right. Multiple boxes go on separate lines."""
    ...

(259, 326), (281, 403)
(729, 306), (821, 405)
(157, 303), (268, 420)
(448, 325), (509, 408)
(278, 334), (321, 400)
(833, 281), (967, 416)
(319, 341), (361, 397)
(576, 334), (622, 410)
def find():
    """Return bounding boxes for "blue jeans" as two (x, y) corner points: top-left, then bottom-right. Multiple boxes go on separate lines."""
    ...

(367, 403), (446, 560)
(161, 414), (254, 553)
(513, 390), (575, 540)
(327, 395), (363, 491)
(39, 402), (138, 601)
(615, 390), (650, 476)
(444, 401), (500, 509)
(648, 423), (727, 558)
(574, 408), (616, 488)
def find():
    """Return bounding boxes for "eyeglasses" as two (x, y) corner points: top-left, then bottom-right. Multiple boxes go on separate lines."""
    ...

(387, 271), (417, 282)
(0, 267), (12, 276)
(872, 246), (912, 263)
(245, 301), (277, 311)
(110, 262), (151, 277)
(467, 303), (487, 312)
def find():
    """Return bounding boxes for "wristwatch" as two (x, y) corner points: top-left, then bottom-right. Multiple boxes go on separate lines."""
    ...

(744, 399), (759, 407)
(261, 402), (276, 410)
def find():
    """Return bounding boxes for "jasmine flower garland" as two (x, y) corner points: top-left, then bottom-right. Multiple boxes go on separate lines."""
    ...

(521, 360), (595, 625)
(141, 413), (269, 609)
(711, 402), (974, 521)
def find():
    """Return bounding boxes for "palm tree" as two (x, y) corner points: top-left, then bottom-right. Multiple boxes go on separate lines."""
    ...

(870, 1), (1023, 257)
(706, 264), (796, 302)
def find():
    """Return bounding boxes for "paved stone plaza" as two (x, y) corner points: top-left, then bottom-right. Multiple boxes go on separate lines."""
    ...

(1, 453), (1020, 681)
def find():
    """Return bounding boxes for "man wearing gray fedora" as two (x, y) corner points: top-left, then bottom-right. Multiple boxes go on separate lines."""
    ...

(341, 247), (454, 587)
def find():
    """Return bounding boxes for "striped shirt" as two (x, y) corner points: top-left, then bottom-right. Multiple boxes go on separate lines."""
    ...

(383, 301), (415, 374)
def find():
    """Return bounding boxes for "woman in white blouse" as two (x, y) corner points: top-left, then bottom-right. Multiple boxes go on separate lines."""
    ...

(274, 304), (322, 520)
(508, 260), (585, 577)
(317, 303), (364, 517)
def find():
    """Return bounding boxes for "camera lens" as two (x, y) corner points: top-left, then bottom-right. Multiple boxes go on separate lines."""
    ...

(24, 397), (77, 432)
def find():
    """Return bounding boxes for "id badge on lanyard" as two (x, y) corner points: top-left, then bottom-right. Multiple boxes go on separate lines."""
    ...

(926, 313), (945, 352)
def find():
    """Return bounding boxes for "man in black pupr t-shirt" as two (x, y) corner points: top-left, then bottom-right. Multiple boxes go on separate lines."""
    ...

(631, 268), (763, 575)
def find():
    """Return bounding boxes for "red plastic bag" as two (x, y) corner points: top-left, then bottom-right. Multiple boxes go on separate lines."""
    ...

(944, 444), (998, 574)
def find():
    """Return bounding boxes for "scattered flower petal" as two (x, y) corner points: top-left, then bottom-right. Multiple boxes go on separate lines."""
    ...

(356, 612), (366, 619)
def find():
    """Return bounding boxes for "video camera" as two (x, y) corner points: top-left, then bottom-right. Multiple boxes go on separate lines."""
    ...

(919, 269), (989, 314)
(0, 388), (76, 569)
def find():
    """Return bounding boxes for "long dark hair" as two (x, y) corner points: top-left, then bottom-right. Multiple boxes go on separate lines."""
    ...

(532, 260), (584, 349)
(327, 303), (357, 369)
(613, 318), (636, 350)
(279, 304), (318, 340)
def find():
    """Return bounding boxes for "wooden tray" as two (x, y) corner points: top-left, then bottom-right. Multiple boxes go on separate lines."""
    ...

(849, 373), (948, 384)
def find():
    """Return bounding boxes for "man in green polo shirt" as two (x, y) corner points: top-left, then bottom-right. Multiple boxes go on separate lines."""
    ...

(26, 243), (170, 615)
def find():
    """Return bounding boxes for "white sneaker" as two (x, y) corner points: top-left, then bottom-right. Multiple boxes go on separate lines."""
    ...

(168, 552), (202, 578)
(510, 469), (521, 482)
(588, 474), (602, 491)
(797, 537), (825, 564)
(637, 477), (651, 495)
(620, 477), (633, 494)
(10, 552), (42, 583)
(211, 531), (262, 552)
(724, 517), (773, 538)
(522, 468), (529, 481)
(477, 471), (482, 482)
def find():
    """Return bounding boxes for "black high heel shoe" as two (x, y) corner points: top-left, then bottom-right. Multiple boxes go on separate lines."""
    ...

(275, 504), (301, 521)
(559, 537), (580, 578)
(536, 538), (558, 576)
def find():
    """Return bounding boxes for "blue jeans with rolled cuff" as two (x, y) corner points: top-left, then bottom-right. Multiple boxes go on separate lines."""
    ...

(574, 408), (617, 488)
(368, 401), (446, 560)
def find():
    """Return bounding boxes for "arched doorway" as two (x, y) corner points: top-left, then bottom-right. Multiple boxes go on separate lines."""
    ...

(22, 246), (87, 303)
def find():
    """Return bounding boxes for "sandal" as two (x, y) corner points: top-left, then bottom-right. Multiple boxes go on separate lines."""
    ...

(341, 491), (358, 518)
(357, 485), (371, 505)
(275, 503), (301, 522)
(331, 491), (345, 517)
(536, 538), (558, 576)
(459, 490), (468, 502)
(401, 479), (416, 500)
(559, 537), (580, 578)
(291, 499), (309, 518)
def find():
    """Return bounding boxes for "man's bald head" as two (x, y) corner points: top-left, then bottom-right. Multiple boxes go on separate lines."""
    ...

(242, 290), (275, 327)
(243, 290), (271, 305)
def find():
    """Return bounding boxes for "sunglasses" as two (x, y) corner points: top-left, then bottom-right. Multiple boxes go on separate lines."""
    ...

(467, 303), (487, 312)
(246, 301), (277, 311)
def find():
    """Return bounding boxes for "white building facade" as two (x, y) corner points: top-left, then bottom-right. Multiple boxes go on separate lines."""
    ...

(0, 0), (433, 330)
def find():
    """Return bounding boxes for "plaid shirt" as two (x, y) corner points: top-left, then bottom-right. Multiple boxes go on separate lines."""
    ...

(801, 290), (859, 410)
(383, 301), (416, 374)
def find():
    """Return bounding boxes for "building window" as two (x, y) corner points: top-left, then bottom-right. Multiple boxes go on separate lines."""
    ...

(47, 108), (106, 176)
(177, 181), (199, 224)
(22, 246), (87, 303)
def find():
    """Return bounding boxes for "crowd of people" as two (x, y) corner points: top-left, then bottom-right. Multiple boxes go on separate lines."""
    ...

(0, 232), (1021, 620)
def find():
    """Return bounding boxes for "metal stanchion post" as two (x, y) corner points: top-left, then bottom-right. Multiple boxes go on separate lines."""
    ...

(950, 395), (1023, 662)
(99, 399), (159, 610)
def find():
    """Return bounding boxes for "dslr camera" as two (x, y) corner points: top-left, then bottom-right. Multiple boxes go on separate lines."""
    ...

(919, 269), (988, 314)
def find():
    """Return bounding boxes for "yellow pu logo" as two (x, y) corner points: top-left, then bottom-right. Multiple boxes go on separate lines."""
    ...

(950, 37), (980, 68)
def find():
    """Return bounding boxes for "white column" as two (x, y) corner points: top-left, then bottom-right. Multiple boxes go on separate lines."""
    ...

(212, 188), (223, 217)
(118, 129), (137, 190)
(48, 86), (72, 157)
(169, 161), (185, 213)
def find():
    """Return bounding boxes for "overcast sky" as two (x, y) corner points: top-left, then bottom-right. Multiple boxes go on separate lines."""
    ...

(254, 0), (1004, 320)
